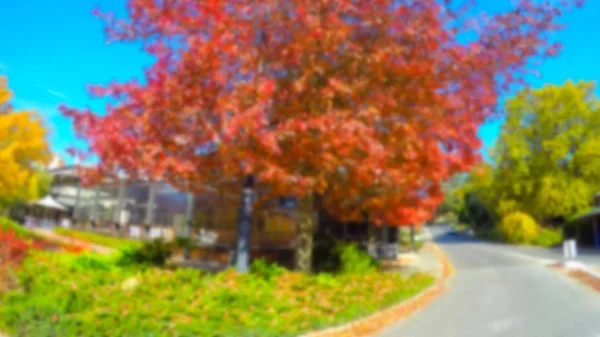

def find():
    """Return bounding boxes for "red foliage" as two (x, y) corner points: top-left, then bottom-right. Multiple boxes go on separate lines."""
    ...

(0, 229), (39, 268)
(61, 0), (581, 226)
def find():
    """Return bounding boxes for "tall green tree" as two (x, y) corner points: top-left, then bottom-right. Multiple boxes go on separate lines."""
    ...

(491, 81), (600, 223)
(439, 173), (469, 216)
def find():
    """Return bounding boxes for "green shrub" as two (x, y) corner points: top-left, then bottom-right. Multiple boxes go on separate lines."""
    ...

(336, 242), (378, 274)
(533, 228), (563, 247)
(312, 233), (339, 272)
(54, 228), (141, 249)
(497, 212), (539, 244)
(250, 258), (286, 281)
(0, 251), (434, 337)
(117, 239), (172, 267)
(314, 239), (379, 274)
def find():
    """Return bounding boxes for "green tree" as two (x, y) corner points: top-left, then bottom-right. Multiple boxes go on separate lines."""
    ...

(438, 173), (468, 218)
(491, 81), (600, 223)
(439, 164), (496, 229)
(460, 164), (497, 229)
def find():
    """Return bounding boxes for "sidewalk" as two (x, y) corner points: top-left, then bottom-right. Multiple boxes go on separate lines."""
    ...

(32, 228), (115, 255)
(380, 242), (445, 280)
(395, 227), (445, 279)
(401, 244), (444, 279)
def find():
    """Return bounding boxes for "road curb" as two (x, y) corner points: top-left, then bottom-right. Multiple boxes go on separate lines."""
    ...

(430, 242), (455, 279)
(557, 260), (600, 277)
(550, 260), (600, 291)
(300, 243), (454, 337)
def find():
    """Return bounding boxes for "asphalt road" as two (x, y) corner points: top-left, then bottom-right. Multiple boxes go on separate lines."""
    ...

(377, 229), (600, 337)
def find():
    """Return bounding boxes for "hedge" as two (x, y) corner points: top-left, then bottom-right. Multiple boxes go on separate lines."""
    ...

(0, 253), (433, 337)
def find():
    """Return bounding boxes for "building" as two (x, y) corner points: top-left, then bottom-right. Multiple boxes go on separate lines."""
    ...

(39, 165), (403, 268)
(46, 166), (299, 254)
(567, 192), (600, 249)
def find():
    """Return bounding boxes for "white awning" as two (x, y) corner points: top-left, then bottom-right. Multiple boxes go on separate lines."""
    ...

(32, 195), (68, 211)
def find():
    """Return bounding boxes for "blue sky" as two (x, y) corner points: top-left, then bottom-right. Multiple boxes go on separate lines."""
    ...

(1, 0), (599, 163)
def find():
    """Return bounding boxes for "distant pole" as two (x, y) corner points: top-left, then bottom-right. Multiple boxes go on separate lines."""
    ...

(235, 175), (255, 273)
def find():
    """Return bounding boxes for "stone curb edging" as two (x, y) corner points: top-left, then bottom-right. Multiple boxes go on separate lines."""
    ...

(429, 243), (455, 279)
(550, 260), (600, 292)
(556, 260), (600, 279)
(570, 263), (600, 280)
(300, 243), (454, 337)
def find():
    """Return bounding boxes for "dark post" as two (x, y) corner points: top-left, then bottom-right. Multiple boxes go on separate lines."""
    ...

(235, 175), (255, 273)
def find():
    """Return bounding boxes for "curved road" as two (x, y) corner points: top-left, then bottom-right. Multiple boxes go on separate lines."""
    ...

(378, 229), (600, 337)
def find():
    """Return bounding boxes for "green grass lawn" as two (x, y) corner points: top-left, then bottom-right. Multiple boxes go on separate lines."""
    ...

(0, 251), (433, 337)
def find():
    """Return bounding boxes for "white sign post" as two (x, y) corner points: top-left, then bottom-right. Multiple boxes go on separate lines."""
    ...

(569, 239), (577, 259)
(563, 239), (578, 267)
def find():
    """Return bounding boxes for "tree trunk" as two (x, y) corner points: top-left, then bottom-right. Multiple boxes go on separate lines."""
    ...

(235, 175), (255, 273)
(294, 193), (320, 273)
(294, 215), (314, 273)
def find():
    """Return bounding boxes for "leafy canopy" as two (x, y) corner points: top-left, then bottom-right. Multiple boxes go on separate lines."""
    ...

(492, 81), (600, 221)
(0, 77), (51, 208)
(448, 81), (600, 225)
(62, 0), (578, 226)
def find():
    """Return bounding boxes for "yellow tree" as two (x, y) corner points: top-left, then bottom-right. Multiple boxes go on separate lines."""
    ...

(0, 76), (51, 209)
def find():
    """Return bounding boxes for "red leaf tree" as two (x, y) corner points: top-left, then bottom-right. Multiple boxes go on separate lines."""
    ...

(62, 0), (579, 271)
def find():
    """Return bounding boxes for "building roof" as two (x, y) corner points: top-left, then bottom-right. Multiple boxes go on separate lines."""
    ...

(31, 195), (68, 211)
(47, 154), (65, 170)
(47, 165), (79, 177)
(569, 206), (600, 224)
